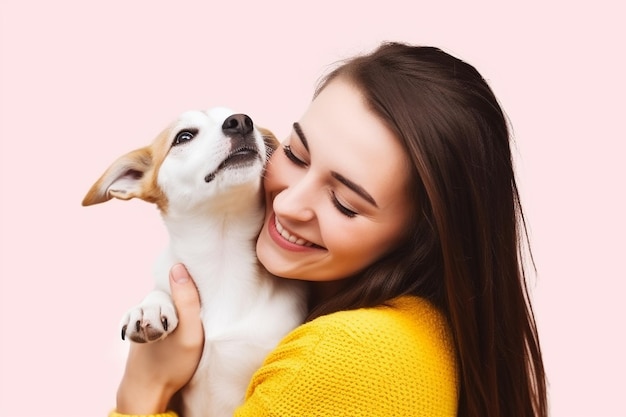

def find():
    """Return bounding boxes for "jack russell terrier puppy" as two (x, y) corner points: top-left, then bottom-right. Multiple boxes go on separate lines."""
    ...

(82, 108), (307, 417)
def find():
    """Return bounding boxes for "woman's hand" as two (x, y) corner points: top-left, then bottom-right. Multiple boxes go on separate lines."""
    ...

(115, 264), (204, 414)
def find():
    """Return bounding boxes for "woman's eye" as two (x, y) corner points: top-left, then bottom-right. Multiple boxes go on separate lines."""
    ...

(172, 129), (197, 146)
(331, 192), (358, 218)
(283, 145), (307, 167)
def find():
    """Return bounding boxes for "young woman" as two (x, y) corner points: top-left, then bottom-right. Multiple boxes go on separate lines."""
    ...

(111, 42), (548, 417)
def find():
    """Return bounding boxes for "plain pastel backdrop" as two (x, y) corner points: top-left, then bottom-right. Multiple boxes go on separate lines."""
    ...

(1, 0), (624, 416)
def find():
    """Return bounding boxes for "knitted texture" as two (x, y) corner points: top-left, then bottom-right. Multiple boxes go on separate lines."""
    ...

(235, 296), (458, 416)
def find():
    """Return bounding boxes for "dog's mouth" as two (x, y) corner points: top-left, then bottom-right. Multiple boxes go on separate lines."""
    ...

(205, 146), (261, 183)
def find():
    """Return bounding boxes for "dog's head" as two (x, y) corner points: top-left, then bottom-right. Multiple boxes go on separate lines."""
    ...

(82, 107), (279, 215)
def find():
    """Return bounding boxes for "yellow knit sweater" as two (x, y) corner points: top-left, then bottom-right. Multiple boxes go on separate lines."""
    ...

(111, 296), (458, 417)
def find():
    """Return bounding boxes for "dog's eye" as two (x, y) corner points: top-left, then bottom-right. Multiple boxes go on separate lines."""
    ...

(172, 129), (197, 146)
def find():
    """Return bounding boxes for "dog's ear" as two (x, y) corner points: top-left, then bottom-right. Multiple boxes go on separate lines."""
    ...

(82, 147), (154, 206)
(258, 127), (280, 157)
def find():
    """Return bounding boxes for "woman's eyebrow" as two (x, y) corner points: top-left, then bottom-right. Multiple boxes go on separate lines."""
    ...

(293, 122), (309, 151)
(331, 172), (378, 208)
(293, 121), (377, 207)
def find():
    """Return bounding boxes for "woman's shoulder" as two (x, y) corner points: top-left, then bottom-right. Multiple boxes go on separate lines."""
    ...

(306, 295), (454, 350)
(272, 295), (457, 380)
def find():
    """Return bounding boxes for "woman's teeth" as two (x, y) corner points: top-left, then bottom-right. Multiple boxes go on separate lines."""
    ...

(274, 217), (314, 247)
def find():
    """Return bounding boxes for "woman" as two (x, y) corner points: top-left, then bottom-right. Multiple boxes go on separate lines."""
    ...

(111, 42), (548, 416)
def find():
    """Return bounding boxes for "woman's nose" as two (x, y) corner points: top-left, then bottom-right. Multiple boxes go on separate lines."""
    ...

(272, 175), (316, 223)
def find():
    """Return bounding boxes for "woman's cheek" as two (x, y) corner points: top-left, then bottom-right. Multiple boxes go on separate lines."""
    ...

(263, 151), (286, 194)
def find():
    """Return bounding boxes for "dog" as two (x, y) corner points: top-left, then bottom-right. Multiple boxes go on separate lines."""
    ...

(82, 107), (307, 417)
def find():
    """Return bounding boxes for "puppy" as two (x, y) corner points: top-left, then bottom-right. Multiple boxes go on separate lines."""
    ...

(82, 108), (307, 417)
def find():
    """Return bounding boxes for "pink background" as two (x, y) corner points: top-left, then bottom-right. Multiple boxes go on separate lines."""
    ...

(1, 1), (624, 416)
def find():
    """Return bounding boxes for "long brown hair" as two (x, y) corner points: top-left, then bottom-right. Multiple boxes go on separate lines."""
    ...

(308, 42), (548, 417)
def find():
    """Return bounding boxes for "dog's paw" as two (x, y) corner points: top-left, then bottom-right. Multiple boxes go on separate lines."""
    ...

(121, 290), (178, 343)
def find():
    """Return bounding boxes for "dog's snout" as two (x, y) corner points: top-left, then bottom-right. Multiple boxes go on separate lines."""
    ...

(222, 114), (254, 137)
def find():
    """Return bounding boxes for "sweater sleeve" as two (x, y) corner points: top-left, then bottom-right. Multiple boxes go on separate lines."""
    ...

(234, 296), (458, 417)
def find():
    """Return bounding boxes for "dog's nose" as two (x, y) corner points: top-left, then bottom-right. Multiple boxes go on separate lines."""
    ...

(222, 114), (254, 136)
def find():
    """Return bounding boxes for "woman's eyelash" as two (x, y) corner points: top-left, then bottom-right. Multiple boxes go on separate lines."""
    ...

(283, 145), (307, 167)
(283, 144), (356, 218)
(330, 191), (358, 218)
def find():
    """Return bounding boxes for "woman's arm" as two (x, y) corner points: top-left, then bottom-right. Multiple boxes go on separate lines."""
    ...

(235, 297), (458, 416)
(114, 264), (204, 415)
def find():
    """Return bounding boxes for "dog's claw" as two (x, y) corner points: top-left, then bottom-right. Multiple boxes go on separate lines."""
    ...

(121, 294), (178, 343)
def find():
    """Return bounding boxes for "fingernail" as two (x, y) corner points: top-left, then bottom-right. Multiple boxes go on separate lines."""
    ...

(171, 264), (189, 283)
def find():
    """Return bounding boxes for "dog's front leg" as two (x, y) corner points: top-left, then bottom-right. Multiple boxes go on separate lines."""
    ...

(121, 289), (178, 343)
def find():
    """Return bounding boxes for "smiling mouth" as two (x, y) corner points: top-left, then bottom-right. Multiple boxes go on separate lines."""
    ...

(274, 216), (324, 249)
(205, 147), (261, 182)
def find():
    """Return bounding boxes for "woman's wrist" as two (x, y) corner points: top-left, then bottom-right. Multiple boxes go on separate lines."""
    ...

(116, 374), (173, 415)
(110, 411), (176, 417)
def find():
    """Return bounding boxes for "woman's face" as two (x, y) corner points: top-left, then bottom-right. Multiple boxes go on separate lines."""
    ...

(256, 77), (413, 282)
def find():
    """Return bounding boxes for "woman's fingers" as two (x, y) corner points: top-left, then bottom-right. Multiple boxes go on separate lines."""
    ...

(169, 264), (204, 348)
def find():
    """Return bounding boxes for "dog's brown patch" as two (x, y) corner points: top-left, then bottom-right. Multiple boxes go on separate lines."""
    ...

(259, 126), (279, 154)
(81, 126), (172, 213)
